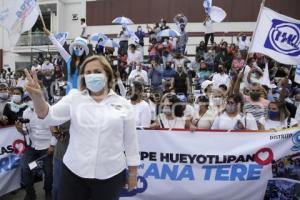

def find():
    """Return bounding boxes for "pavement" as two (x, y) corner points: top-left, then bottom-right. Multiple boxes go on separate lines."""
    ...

(0, 182), (45, 200)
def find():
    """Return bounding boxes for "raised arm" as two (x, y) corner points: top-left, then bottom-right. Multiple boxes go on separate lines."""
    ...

(44, 28), (71, 63)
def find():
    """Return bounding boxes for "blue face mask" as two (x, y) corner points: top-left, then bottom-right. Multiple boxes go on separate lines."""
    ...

(84, 74), (107, 93)
(73, 47), (84, 57)
(269, 111), (280, 120)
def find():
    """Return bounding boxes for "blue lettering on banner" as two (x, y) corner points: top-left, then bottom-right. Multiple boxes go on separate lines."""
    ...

(202, 164), (263, 181)
(0, 154), (21, 173)
(120, 176), (148, 197)
(264, 19), (300, 56)
(144, 163), (195, 181)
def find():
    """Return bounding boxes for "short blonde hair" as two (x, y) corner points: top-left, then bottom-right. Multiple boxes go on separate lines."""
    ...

(79, 55), (114, 91)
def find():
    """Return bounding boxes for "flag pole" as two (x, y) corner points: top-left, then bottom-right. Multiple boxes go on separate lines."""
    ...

(244, 0), (266, 69)
(39, 9), (46, 29)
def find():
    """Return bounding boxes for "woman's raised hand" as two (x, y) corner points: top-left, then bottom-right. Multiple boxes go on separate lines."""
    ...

(24, 69), (43, 98)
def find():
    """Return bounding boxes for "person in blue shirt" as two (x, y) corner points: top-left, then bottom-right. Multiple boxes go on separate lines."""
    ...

(163, 61), (176, 80)
(148, 58), (164, 94)
(44, 28), (89, 94)
(135, 26), (146, 47)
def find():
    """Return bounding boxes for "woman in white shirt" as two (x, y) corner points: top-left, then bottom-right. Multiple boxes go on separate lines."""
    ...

(191, 95), (215, 129)
(151, 93), (188, 129)
(259, 100), (298, 130)
(211, 94), (258, 130)
(24, 55), (139, 200)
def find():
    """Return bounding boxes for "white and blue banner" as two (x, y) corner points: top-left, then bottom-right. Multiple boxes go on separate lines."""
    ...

(120, 128), (300, 200)
(249, 7), (300, 65)
(54, 32), (69, 46)
(1, 127), (300, 199)
(0, 0), (40, 46)
(0, 127), (25, 197)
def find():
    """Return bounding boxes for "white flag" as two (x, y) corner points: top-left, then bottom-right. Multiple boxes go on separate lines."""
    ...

(0, 0), (40, 46)
(54, 32), (69, 45)
(295, 65), (300, 84)
(249, 7), (300, 65)
(208, 6), (226, 23)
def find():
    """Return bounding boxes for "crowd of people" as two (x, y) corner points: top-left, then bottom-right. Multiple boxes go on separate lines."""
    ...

(0, 13), (300, 200)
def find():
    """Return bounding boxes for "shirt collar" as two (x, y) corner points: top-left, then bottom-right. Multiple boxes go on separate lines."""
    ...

(81, 89), (116, 97)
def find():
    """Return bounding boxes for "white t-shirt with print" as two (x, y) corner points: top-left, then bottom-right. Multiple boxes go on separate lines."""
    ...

(259, 117), (298, 130)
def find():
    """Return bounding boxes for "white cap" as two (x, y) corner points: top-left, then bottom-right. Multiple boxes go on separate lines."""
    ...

(201, 80), (214, 93)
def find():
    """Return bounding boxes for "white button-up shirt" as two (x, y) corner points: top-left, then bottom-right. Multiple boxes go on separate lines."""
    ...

(23, 108), (57, 150)
(42, 89), (140, 179)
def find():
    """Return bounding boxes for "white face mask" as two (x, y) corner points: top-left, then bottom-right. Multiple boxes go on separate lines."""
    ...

(0, 92), (9, 100)
(212, 97), (223, 106)
(12, 95), (22, 104)
(84, 74), (107, 93)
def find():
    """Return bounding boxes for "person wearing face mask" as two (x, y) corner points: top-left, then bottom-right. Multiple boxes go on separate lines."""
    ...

(16, 71), (27, 89)
(234, 72), (270, 122)
(118, 24), (130, 55)
(171, 65), (189, 96)
(190, 95), (214, 129)
(237, 32), (250, 51)
(24, 55), (140, 200)
(176, 24), (188, 54)
(128, 81), (151, 128)
(44, 28), (89, 94)
(231, 51), (245, 72)
(158, 37), (173, 68)
(151, 93), (188, 129)
(212, 64), (230, 88)
(211, 94), (258, 130)
(3, 87), (27, 125)
(0, 83), (10, 126)
(41, 58), (55, 103)
(258, 101), (298, 130)
(128, 62), (149, 85)
(203, 15), (214, 48)
(127, 43), (143, 70)
(148, 58), (164, 94)
(135, 26), (145, 47)
(15, 94), (57, 200)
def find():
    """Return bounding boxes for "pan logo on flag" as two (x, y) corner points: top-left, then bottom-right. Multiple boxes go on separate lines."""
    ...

(291, 131), (300, 151)
(264, 19), (300, 56)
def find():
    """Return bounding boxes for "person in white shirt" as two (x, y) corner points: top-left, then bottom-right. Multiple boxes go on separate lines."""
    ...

(190, 95), (215, 129)
(259, 101), (298, 130)
(127, 43), (143, 67)
(16, 72), (26, 89)
(211, 94), (258, 130)
(237, 33), (250, 51)
(128, 81), (151, 127)
(151, 93), (188, 129)
(24, 55), (139, 200)
(41, 58), (55, 75)
(80, 18), (88, 39)
(15, 95), (57, 200)
(212, 64), (230, 88)
(203, 15), (214, 47)
(128, 63), (149, 85)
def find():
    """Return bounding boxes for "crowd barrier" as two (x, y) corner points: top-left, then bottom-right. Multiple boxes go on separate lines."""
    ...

(1, 126), (300, 199)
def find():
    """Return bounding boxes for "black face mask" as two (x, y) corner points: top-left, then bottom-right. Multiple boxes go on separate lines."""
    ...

(131, 94), (139, 101)
(250, 92), (260, 101)
(166, 65), (171, 69)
